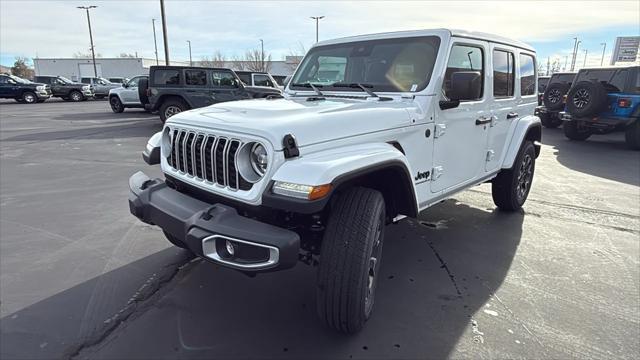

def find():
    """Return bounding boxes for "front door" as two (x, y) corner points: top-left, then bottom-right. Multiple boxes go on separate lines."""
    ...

(0, 76), (18, 98)
(432, 40), (491, 193)
(121, 76), (142, 104)
(211, 71), (242, 104)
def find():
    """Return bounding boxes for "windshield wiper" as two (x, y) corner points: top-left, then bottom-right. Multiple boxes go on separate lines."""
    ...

(332, 83), (392, 100)
(291, 82), (324, 97)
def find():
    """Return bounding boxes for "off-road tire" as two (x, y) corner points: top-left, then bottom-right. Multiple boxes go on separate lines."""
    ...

(543, 83), (570, 111)
(539, 112), (562, 128)
(492, 141), (536, 211)
(625, 120), (640, 150)
(69, 90), (83, 102)
(563, 121), (591, 141)
(109, 96), (125, 113)
(163, 230), (190, 250)
(316, 187), (386, 333)
(565, 81), (608, 117)
(22, 91), (37, 104)
(159, 98), (188, 123)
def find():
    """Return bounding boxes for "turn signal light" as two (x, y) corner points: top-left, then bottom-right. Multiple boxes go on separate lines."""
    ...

(617, 98), (632, 108)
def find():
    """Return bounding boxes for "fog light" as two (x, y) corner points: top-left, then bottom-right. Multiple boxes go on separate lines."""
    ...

(225, 240), (235, 257)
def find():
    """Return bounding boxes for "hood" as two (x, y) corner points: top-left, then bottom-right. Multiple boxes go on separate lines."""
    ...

(167, 96), (417, 150)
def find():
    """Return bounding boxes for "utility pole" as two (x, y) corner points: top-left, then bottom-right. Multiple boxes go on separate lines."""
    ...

(583, 49), (588, 68)
(546, 57), (550, 76)
(600, 42), (607, 66)
(187, 40), (192, 66)
(563, 55), (568, 71)
(310, 16), (324, 43)
(570, 37), (581, 71)
(77, 5), (98, 77)
(259, 39), (264, 71)
(160, 0), (170, 65)
(152, 19), (159, 65)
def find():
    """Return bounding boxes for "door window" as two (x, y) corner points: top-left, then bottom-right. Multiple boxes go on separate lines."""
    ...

(81, 78), (91, 84)
(126, 77), (141, 88)
(520, 54), (536, 96)
(212, 71), (239, 87)
(185, 70), (207, 86)
(493, 50), (515, 97)
(443, 44), (484, 100)
(0, 76), (9, 84)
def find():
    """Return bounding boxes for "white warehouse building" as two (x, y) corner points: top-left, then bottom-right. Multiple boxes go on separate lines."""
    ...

(32, 57), (189, 81)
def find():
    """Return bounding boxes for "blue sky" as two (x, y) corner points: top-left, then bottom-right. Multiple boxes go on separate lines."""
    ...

(1, 0), (638, 70)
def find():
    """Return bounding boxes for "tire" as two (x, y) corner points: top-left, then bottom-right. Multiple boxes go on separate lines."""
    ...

(159, 98), (188, 123)
(539, 112), (562, 129)
(109, 96), (125, 113)
(563, 120), (591, 141)
(22, 91), (37, 104)
(162, 230), (190, 251)
(492, 141), (536, 211)
(138, 78), (149, 105)
(625, 120), (640, 150)
(69, 90), (83, 102)
(565, 81), (608, 117)
(543, 83), (570, 111)
(316, 187), (386, 333)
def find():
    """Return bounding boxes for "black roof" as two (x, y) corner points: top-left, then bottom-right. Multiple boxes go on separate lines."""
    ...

(149, 65), (233, 71)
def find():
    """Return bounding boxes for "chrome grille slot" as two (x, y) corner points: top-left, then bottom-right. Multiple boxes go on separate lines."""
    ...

(167, 127), (248, 191)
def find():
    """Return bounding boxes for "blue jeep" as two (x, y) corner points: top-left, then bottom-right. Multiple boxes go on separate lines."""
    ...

(560, 66), (640, 149)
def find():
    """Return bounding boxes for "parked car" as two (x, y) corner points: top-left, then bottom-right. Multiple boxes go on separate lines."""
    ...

(143, 66), (282, 122)
(33, 75), (94, 101)
(108, 75), (149, 113)
(81, 77), (120, 99)
(235, 71), (280, 89)
(560, 66), (639, 149)
(108, 77), (129, 84)
(537, 76), (550, 105)
(129, 29), (541, 333)
(534, 72), (576, 128)
(0, 74), (51, 103)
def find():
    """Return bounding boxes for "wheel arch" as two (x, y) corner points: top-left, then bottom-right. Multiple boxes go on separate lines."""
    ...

(154, 94), (193, 110)
(501, 116), (542, 169)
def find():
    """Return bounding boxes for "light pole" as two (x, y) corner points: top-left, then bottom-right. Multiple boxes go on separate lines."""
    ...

(77, 5), (98, 77)
(600, 42), (607, 66)
(152, 19), (159, 65)
(187, 40), (192, 66)
(259, 39), (264, 71)
(583, 49), (588, 68)
(310, 16), (324, 43)
(160, 0), (170, 65)
(563, 55), (568, 71)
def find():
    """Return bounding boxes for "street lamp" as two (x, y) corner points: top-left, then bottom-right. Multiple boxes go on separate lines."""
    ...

(310, 16), (324, 43)
(259, 39), (264, 71)
(600, 43), (607, 66)
(77, 5), (98, 77)
(187, 40), (192, 66)
(152, 19), (159, 65)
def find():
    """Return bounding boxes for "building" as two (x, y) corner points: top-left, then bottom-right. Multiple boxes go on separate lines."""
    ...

(33, 57), (189, 81)
(194, 56), (303, 78)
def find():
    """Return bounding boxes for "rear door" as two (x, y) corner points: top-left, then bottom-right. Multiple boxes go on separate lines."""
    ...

(0, 75), (17, 97)
(184, 69), (214, 108)
(432, 39), (490, 193)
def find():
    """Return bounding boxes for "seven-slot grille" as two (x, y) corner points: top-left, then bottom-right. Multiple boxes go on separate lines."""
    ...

(167, 127), (252, 191)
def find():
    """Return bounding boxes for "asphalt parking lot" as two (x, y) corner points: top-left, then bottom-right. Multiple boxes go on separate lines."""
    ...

(0, 99), (638, 359)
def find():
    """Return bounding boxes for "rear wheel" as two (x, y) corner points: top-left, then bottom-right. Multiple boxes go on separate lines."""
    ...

(109, 96), (125, 113)
(159, 98), (188, 123)
(492, 141), (536, 211)
(316, 187), (386, 333)
(22, 91), (37, 104)
(69, 90), (83, 102)
(564, 121), (591, 141)
(625, 120), (640, 150)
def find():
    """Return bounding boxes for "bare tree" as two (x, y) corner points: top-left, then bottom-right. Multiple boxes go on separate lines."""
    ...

(286, 42), (306, 71)
(11, 57), (33, 79)
(201, 50), (226, 67)
(231, 55), (246, 71)
(244, 49), (272, 72)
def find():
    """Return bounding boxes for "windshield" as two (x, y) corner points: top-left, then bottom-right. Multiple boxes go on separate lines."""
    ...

(9, 75), (31, 84)
(291, 36), (441, 93)
(57, 76), (74, 84)
(98, 77), (111, 84)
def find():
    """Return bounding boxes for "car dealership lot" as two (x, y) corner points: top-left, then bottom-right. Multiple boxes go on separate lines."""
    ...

(0, 100), (638, 359)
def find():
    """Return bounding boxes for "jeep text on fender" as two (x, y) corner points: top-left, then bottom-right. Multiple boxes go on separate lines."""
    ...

(129, 29), (541, 333)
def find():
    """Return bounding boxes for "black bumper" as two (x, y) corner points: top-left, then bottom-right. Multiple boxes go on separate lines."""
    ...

(128, 172), (300, 272)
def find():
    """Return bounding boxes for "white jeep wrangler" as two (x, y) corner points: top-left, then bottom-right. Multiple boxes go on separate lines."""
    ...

(129, 29), (541, 333)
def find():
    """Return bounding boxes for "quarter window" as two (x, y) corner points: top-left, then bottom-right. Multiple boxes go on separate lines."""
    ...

(520, 54), (536, 96)
(185, 70), (207, 86)
(444, 44), (484, 100)
(153, 69), (180, 85)
(493, 50), (515, 97)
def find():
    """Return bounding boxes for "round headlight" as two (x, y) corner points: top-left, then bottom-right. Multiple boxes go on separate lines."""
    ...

(237, 142), (268, 183)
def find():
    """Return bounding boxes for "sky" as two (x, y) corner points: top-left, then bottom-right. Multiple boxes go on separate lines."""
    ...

(1, 0), (639, 71)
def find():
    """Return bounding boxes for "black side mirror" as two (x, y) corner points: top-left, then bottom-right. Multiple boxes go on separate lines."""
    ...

(449, 71), (482, 101)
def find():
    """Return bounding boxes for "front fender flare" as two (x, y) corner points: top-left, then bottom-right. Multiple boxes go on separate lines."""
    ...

(142, 131), (162, 165)
(501, 115), (542, 169)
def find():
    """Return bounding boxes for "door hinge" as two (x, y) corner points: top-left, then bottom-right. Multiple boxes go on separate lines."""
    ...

(486, 150), (495, 162)
(434, 124), (446, 138)
(431, 166), (444, 181)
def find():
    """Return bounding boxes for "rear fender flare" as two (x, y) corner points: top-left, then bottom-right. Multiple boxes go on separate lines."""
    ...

(501, 115), (542, 169)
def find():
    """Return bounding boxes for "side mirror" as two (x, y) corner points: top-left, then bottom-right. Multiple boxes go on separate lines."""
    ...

(122, 83), (129, 88)
(449, 71), (482, 101)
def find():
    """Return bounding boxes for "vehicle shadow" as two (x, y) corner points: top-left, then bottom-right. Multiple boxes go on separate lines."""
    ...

(543, 128), (639, 186)
(2, 120), (162, 142)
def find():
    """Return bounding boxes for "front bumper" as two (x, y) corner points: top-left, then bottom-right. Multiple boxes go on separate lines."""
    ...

(36, 91), (52, 99)
(83, 90), (95, 97)
(128, 171), (300, 272)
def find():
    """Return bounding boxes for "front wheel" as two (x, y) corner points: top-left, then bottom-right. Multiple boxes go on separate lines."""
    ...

(564, 121), (591, 141)
(109, 96), (125, 113)
(69, 90), (83, 102)
(492, 141), (536, 211)
(625, 120), (640, 150)
(316, 187), (386, 333)
(22, 91), (37, 104)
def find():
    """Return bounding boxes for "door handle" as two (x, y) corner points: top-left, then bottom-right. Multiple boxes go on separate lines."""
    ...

(475, 117), (492, 125)
(507, 112), (519, 119)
